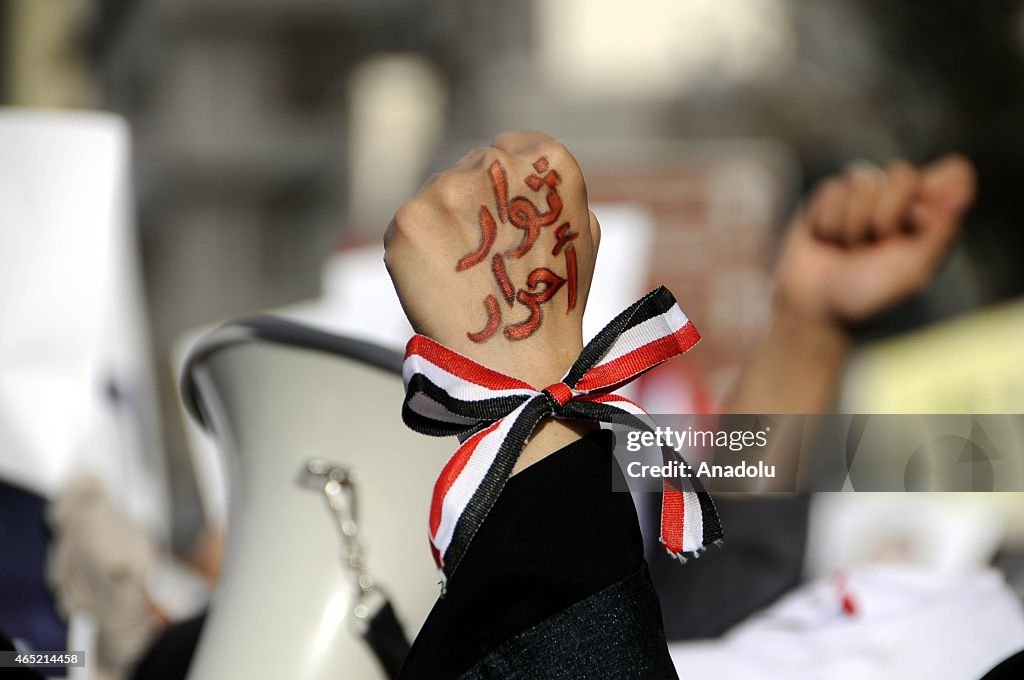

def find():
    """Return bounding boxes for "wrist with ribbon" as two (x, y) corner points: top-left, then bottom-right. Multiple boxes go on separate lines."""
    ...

(401, 286), (723, 585)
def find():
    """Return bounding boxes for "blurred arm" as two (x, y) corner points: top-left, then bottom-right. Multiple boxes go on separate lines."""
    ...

(727, 154), (975, 415)
(727, 299), (850, 414)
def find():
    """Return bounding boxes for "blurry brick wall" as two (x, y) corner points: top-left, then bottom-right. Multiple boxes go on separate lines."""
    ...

(583, 141), (797, 408)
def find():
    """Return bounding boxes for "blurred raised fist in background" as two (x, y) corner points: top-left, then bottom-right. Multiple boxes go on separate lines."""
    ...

(776, 154), (976, 325)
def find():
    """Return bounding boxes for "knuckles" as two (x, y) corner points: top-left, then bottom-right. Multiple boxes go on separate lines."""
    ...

(534, 140), (581, 180)
(810, 159), (919, 239)
(886, 159), (918, 186)
(391, 199), (427, 237)
(426, 170), (466, 207)
(387, 132), (586, 249)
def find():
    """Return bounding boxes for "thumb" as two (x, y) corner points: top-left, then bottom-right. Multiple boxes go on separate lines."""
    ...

(913, 153), (976, 225)
(908, 153), (975, 269)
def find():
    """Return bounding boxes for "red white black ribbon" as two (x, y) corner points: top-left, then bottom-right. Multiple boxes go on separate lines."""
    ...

(402, 287), (722, 583)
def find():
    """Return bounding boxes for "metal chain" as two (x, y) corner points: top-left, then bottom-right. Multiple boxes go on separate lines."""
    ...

(300, 459), (384, 628)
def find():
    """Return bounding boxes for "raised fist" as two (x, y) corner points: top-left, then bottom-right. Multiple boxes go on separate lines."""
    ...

(776, 154), (976, 324)
(385, 130), (600, 388)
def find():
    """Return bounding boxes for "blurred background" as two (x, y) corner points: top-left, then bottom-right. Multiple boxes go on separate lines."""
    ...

(3, 1), (1024, 678)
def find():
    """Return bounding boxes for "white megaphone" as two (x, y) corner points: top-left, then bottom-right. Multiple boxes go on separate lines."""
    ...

(180, 316), (451, 679)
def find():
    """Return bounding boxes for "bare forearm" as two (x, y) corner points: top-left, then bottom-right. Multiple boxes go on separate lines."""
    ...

(727, 298), (851, 414)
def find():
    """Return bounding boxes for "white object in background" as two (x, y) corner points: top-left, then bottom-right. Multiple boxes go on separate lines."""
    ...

(582, 204), (654, 344)
(318, 249), (414, 351)
(805, 493), (1008, 579)
(0, 109), (168, 537)
(669, 566), (1024, 680)
(346, 54), (446, 237)
(65, 611), (96, 680)
(181, 325), (452, 680)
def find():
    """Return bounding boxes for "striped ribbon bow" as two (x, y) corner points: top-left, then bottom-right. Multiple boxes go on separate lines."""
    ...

(402, 287), (723, 583)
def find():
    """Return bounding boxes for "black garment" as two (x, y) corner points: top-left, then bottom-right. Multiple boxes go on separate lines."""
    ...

(460, 563), (676, 680)
(129, 611), (206, 680)
(0, 481), (66, 654)
(981, 648), (1024, 679)
(0, 630), (46, 680)
(128, 602), (412, 680)
(398, 430), (678, 680)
